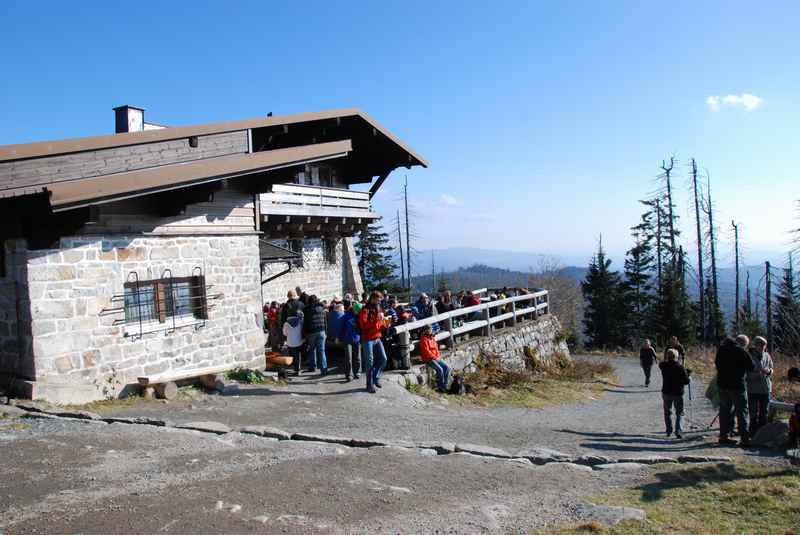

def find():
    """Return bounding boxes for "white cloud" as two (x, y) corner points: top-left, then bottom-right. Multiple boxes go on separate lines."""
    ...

(441, 193), (462, 206)
(706, 93), (764, 112)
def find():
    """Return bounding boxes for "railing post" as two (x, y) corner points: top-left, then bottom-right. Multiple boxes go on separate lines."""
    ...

(397, 330), (411, 370)
(510, 300), (517, 327)
(443, 316), (454, 349)
(544, 292), (549, 315)
(482, 304), (491, 337)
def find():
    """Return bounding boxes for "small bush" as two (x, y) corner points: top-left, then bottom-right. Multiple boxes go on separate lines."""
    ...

(226, 367), (265, 384)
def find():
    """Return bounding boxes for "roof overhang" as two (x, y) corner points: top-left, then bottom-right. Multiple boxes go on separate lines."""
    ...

(47, 140), (352, 212)
(0, 108), (428, 168)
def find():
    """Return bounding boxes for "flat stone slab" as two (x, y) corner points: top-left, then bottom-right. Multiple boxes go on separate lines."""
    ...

(545, 462), (594, 473)
(576, 503), (646, 526)
(455, 443), (512, 459)
(575, 454), (613, 466)
(517, 446), (572, 464)
(415, 441), (456, 454)
(594, 463), (647, 471)
(678, 455), (733, 464)
(618, 455), (677, 465)
(174, 421), (232, 435)
(508, 457), (534, 466)
(10, 400), (58, 413)
(239, 426), (292, 440)
(374, 440), (417, 449)
(102, 416), (168, 426)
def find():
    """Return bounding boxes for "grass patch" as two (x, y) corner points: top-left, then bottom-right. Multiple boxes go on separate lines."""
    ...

(0, 421), (31, 431)
(410, 351), (617, 409)
(226, 367), (267, 384)
(547, 463), (800, 535)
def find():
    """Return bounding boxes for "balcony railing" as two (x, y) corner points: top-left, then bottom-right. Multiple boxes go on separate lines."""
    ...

(260, 183), (377, 219)
(392, 290), (550, 366)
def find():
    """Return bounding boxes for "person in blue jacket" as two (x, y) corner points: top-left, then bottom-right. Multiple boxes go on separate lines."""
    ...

(338, 304), (361, 382)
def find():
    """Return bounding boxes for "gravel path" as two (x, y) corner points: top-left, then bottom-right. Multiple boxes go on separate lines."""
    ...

(96, 355), (781, 463)
(0, 355), (788, 534)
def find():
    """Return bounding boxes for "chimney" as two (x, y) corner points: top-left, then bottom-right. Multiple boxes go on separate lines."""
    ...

(113, 105), (145, 133)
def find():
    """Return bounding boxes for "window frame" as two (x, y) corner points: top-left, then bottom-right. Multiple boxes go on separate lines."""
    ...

(123, 275), (208, 327)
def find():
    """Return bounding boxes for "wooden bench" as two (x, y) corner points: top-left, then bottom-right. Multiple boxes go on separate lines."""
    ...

(137, 364), (242, 400)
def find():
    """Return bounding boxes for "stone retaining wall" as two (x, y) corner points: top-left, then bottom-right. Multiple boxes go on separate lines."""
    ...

(407, 315), (570, 383)
(2, 234), (265, 403)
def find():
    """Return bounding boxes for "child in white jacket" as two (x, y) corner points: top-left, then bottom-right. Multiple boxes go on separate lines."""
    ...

(283, 311), (305, 375)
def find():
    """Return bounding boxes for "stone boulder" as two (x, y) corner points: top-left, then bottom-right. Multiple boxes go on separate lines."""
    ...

(751, 421), (789, 449)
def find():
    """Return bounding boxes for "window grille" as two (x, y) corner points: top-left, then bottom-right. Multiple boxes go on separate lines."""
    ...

(323, 239), (337, 264)
(288, 239), (304, 267)
(123, 275), (207, 324)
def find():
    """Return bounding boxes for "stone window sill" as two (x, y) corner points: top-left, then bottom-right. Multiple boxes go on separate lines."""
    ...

(124, 315), (204, 337)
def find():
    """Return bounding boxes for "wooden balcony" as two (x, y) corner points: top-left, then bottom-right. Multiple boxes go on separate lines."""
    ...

(259, 183), (378, 238)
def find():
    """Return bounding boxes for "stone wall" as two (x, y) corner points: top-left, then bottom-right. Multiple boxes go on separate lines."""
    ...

(261, 238), (346, 303)
(4, 234), (265, 403)
(428, 315), (570, 374)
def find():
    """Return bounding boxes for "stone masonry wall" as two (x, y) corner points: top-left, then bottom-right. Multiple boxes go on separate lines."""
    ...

(0, 241), (34, 386)
(261, 239), (345, 304)
(440, 315), (570, 372)
(13, 234), (265, 403)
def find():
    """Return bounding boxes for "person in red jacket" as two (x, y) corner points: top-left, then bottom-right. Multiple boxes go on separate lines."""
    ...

(358, 291), (388, 394)
(419, 325), (451, 392)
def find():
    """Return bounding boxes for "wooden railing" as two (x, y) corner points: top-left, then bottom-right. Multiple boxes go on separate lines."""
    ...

(392, 290), (549, 366)
(260, 183), (376, 218)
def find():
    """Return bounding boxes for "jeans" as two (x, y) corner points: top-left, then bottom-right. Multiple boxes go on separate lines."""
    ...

(642, 364), (653, 385)
(306, 331), (327, 371)
(361, 338), (387, 391)
(719, 388), (749, 439)
(748, 392), (770, 434)
(344, 342), (361, 378)
(426, 359), (452, 391)
(662, 394), (684, 434)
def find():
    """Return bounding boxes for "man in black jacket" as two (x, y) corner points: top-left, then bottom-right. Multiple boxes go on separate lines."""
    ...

(640, 339), (658, 387)
(660, 348), (690, 438)
(715, 335), (755, 446)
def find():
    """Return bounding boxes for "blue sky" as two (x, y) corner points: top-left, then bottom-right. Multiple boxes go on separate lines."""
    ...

(1, 0), (798, 268)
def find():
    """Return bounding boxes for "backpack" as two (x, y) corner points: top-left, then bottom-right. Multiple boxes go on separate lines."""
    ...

(448, 374), (467, 396)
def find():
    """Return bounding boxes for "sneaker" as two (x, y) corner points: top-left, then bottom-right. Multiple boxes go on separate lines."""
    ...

(353, 374), (360, 380)
(320, 369), (328, 377)
(675, 432), (683, 439)
(375, 382), (383, 389)
(344, 376), (351, 383)
(665, 431), (672, 438)
(366, 387), (377, 394)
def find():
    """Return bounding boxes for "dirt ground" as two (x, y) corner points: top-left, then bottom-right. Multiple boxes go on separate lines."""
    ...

(0, 356), (791, 534)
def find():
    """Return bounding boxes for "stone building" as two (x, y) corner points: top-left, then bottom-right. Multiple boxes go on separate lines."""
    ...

(0, 106), (427, 403)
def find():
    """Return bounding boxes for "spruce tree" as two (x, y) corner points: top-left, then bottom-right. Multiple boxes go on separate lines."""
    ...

(582, 239), (628, 348)
(355, 220), (397, 290)
(623, 228), (654, 343)
(773, 257), (800, 355)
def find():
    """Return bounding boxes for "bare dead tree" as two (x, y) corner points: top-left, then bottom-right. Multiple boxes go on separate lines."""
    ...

(691, 158), (706, 340)
(732, 220), (740, 332)
(661, 157), (677, 254)
(395, 209), (406, 289)
(702, 170), (722, 339)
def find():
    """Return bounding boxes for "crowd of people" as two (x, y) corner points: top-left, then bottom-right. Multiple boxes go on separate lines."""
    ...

(640, 334), (799, 450)
(263, 286), (530, 394)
